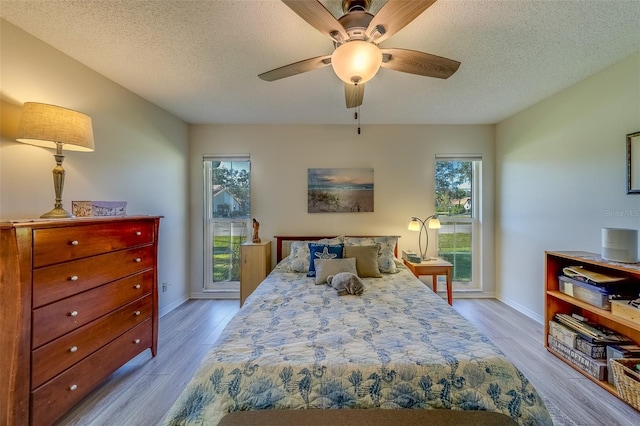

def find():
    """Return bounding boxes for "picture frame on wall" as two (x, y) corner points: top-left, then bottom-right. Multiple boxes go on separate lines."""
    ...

(308, 168), (374, 213)
(627, 131), (640, 194)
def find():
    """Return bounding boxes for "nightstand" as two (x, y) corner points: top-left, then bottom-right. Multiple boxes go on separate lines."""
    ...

(240, 241), (272, 306)
(403, 258), (454, 305)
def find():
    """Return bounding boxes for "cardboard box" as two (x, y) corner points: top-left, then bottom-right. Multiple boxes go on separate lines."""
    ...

(611, 300), (640, 325)
(72, 201), (127, 217)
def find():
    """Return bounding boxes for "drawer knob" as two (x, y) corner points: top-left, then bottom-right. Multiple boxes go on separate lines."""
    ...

(70, 384), (78, 391)
(70, 275), (79, 281)
(136, 231), (142, 236)
(70, 240), (79, 246)
(134, 284), (141, 289)
(69, 346), (78, 353)
(134, 257), (142, 263)
(70, 311), (78, 317)
(134, 338), (141, 344)
(134, 310), (141, 316)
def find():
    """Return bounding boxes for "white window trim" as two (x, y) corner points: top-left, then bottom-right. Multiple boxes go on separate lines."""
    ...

(203, 155), (251, 294)
(434, 156), (483, 292)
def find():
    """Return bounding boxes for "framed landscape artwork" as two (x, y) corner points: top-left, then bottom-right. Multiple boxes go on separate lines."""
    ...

(308, 168), (374, 213)
(627, 131), (640, 194)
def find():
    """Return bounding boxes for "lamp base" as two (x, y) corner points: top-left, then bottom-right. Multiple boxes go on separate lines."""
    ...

(41, 206), (74, 219)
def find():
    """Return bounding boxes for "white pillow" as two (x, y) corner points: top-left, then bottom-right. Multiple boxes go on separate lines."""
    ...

(287, 240), (312, 272)
(314, 257), (357, 285)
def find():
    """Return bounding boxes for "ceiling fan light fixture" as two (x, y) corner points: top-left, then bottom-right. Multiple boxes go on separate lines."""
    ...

(331, 40), (382, 85)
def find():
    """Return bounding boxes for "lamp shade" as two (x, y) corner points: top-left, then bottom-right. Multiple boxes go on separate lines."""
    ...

(428, 217), (441, 229)
(16, 102), (95, 152)
(331, 40), (382, 85)
(408, 219), (421, 232)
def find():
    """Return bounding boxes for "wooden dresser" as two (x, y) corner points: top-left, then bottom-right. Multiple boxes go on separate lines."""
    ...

(0, 216), (161, 425)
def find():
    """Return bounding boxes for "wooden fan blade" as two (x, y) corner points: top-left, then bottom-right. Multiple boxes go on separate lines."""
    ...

(259, 55), (332, 81)
(345, 83), (364, 108)
(380, 48), (460, 79)
(367, 0), (437, 43)
(282, 0), (348, 42)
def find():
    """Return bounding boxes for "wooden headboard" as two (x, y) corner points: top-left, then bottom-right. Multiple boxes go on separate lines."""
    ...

(274, 235), (399, 262)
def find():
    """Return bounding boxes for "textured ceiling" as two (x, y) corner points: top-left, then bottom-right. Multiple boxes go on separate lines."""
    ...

(1, 0), (639, 125)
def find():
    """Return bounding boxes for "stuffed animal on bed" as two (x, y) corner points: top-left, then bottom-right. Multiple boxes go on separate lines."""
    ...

(326, 272), (364, 296)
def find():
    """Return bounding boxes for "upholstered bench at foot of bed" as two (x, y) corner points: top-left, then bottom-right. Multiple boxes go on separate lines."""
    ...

(218, 409), (519, 426)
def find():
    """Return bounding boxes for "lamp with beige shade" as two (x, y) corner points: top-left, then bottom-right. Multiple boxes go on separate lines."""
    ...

(16, 102), (95, 218)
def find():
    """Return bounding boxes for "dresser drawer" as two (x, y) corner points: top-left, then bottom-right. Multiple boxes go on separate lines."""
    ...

(33, 245), (155, 308)
(30, 319), (152, 426)
(31, 295), (153, 389)
(33, 220), (155, 268)
(32, 270), (154, 348)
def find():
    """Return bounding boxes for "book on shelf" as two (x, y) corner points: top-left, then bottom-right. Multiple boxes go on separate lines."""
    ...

(548, 320), (578, 348)
(575, 336), (607, 359)
(554, 313), (632, 344)
(402, 250), (422, 263)
(547, 334), (608, 381)
(549, 320), (607, 359)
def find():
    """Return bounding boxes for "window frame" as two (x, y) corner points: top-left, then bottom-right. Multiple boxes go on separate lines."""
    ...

(434, 156), (482, 291)
(203, 155), (251, 293)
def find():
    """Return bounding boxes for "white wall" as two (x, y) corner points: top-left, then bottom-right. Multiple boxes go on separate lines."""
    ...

(15, 15), (630, 321)
(496, 53), (640, 322)
(0, 20), (190, 315)
(189, 124), (495, 299)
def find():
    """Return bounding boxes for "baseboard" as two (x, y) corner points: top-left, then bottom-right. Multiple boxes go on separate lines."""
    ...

(495, 293), (544, 324)
(159, 291), (240, 317)
(190, 290), (240, 300)
(447, 291), (495, 299)
(159, 294), (189, 318)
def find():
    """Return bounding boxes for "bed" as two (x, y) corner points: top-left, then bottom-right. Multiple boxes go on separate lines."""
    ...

(164, 236), (552, 425)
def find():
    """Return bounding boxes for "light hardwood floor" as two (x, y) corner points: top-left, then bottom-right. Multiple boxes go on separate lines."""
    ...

(57, 298), (640, 425)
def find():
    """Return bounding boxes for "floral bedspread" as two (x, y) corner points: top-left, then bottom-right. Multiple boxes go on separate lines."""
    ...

(164, 263), (552, 425)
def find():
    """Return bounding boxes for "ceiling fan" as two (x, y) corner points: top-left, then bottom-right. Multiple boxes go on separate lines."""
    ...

(258, 0), (461, 109)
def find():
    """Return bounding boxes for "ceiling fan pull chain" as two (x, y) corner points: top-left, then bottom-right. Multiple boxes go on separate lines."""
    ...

(357, 106), (361, 135)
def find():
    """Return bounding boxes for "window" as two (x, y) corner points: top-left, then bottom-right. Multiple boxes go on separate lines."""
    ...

(203, 156), (251, 293)
(435, 156), (482, 291)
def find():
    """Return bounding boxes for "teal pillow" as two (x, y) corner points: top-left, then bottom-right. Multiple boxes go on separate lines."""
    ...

(307, 243), (344, 277)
